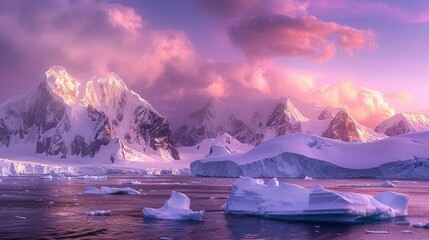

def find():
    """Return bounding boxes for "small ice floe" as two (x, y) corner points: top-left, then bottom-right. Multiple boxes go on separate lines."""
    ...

(160, 237), (173, 240)
(380, 181), (395, 188)
(14, 215), (27, 220)
(121, 180), (142, 185)
(40, 174), (53, 179)
(143, 191), (204, 221)
(77, 175), (106, 180)
(48, 201), (54, 205)
(82, 186), (141, 195)
(210, 196), (217, 200)
(86, 210), (112, 216)
(401, 230), (413, 234)
(364, 229), (388, 234)
(222, 177), (409, 223)
(411, 222), (429, 228)
(395, 220), (411, 225)
(304, 176), (313, 180)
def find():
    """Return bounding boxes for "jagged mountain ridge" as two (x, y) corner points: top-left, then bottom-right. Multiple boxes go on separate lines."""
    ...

(173, 99), (256, 146)
(375, 113), (429, 136)
(174, 97), (385, 146)
(0, 66), (179, 161)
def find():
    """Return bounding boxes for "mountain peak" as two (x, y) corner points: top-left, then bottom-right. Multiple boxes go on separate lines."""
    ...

(375, 112), (429, 136)
(321, 110), (361, 142)
(43, 66), (80, 106)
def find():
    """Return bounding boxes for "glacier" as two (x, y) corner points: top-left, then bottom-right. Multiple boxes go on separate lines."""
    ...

(222, 177), (409, 223)
(191, 131), (429, 178)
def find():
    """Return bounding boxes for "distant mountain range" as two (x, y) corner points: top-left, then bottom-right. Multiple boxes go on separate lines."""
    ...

(174, 97), (429, 147)
(0, 66), (179, 162)
(1, 66), (428, 164)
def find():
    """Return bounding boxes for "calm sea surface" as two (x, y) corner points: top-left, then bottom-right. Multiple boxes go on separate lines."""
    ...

(0, 175), (429, 240)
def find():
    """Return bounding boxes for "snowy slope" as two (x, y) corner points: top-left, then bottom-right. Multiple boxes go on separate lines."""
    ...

(173, 99), (256, 146)
(0, 66), (179, 163)
(191, 131), (429, 178)
(375, 113), (429, 136)
(178, 132), (253, 161)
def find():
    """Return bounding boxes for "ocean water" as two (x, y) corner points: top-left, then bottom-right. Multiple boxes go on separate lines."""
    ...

(0, 175), (428, 240)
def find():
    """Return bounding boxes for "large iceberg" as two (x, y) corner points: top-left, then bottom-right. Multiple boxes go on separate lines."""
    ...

(143, 191), (204, 221)
(191, 132), (429, 178)
(222, 177), (408, 223)
(82, 186), (141, 195)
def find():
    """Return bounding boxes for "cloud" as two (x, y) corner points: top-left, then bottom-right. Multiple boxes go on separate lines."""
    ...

(385, 91), (414, 104)
(228, 14), (376, 61)
(201, 62), (394, 127)
(318, 81), (394, 127)
(0, 0), (202, 91)
(0, 0), (394, 128)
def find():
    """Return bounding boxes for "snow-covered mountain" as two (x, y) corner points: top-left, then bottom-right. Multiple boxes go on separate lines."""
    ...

(375, 113), (429, 136)
(257, 98), (383, 143)
(191, 131), (429, 178)
(0, 66), (179, 162)
(173, 99), (256, 146)
(174, 97), (384, 146)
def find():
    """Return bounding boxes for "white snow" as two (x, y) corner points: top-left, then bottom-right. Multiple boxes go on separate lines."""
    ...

(121, 180), (142, 185)
(178, 132), (252, 161)
(195, 131), (429, 170)
(86, 210), (112, 216)
(376, 113), (429, 134)
(364, 230), (388, 234)
(142, 191), (203, 221)
(222, 177), (408, 223)
(82, 186), (141, 195)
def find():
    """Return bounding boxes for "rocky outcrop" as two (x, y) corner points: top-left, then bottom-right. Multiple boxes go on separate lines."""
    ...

(322, 111), (361, 142)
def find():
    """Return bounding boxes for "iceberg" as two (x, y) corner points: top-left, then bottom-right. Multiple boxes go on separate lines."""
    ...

(142, 191), (203, 221)
(222, 177), (408, 223)
(82, 186), (141, 195)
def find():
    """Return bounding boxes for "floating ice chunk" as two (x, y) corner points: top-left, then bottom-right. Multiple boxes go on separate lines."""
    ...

(142, 191), (203, 221)
(364, 229), (388, 234)
(40, 174), (53, 179)
(222, 177), (310, 216)
(401, 230), (412, 234)
(380, 181), (395, 188)
(77, 175), (106, 180)
(14, 215), (26, 220)
(304, 176), (313, 180)
(412, 222), (426, 228)
(86, 210), (112, 216)
(121, 180), (142, 185)
(374, 192), (408, 216)
(82, 186), (140, 195)
(222, 177), (409, 223)
(395, 220), (411, 225)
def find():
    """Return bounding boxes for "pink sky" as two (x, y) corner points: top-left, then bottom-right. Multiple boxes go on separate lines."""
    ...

(0, 0), (428, 127)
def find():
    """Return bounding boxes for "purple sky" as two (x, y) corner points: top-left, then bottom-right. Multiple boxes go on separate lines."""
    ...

(0, 0), (428, 127)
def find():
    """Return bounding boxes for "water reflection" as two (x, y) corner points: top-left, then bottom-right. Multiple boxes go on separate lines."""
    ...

(224, 214), (354, 240)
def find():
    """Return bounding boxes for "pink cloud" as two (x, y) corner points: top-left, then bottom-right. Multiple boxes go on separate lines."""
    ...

(228, 14), (376, 61)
